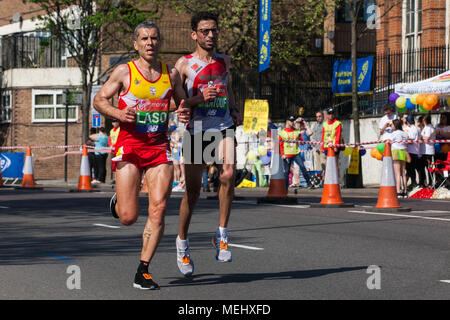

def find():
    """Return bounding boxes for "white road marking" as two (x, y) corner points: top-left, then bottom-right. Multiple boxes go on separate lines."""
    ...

(234, 201), (310, 209)
(439, 280), (450, 284)
(228, 243), (264, 251)
(93, 223), (121, 229)
(348, 210), (450, 222)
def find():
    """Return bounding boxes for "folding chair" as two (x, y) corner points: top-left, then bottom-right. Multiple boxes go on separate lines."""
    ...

(427, 152), (450, 189)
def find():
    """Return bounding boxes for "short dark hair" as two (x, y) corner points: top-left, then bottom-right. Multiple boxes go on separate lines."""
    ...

(392, 119), (403, 131)
(382, 103), (394, 112)
(423, 114), (432, 125)
(134, 21), (161, 40)
(191, 11), (218, 31)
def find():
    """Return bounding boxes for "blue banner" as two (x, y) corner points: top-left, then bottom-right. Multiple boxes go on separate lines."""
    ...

(258, 0), (271, 72)
(332, 56), (373, 96)
(1, 153), (24, 178)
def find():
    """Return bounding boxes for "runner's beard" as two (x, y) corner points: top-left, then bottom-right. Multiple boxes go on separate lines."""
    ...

(199, 39), (216, 52)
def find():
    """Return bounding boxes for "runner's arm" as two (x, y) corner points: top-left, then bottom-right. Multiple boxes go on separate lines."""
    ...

(173, 57), (217, 108)
(93, 64), (136, 123)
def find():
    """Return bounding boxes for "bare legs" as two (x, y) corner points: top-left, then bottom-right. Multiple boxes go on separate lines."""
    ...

(115, 162), (173, 263)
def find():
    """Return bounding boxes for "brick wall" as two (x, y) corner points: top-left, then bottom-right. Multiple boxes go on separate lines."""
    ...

(0, 0), (44, 27)
(377, 0), (447, 54)
(8, 88), (84, 180)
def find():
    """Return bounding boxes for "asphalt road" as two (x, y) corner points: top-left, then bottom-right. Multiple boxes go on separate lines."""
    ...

(0, 185), (449, 301)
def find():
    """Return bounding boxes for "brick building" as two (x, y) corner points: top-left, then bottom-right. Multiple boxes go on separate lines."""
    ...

(375, 0), (450, 89)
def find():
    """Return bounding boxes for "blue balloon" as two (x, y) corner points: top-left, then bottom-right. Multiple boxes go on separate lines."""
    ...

(261, 154), (271, 165)
(405, 98), (415, 110)
(435, 143), (442, 153)
(360, 149), (366, 156)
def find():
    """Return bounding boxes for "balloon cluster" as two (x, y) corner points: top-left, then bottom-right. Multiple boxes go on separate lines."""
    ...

(246, 146), (268, 162)
(389, 92), (440, 114)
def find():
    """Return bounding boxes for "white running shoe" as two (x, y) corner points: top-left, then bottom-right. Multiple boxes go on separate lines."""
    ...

(176, 236), (194, 277)
(212, 229), (232, 262)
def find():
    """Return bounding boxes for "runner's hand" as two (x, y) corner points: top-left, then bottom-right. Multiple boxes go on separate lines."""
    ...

(120, 103), (137, 123)
(176, 99), (191, 123)
(201, 86), (219, 102)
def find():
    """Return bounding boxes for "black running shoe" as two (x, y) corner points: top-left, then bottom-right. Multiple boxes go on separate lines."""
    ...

(110, 193), (118, 219)
(133, 272), (160, 290)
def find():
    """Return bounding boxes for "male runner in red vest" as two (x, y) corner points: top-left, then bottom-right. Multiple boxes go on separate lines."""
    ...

(93, 21), (191, 290)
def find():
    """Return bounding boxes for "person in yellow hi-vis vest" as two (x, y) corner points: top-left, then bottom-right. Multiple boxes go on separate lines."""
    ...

(279, 115), (313, 191)
(108, 119), (120, 183)
(321, 108), (343, 156)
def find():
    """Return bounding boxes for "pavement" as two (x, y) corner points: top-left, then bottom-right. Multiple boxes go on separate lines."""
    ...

(0, 181), (449, 302)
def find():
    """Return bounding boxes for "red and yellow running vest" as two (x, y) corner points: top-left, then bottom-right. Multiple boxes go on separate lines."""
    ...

(117, 60), (173, 147)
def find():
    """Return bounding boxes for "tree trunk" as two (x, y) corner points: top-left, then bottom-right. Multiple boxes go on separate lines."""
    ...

(351, 9), (360, 144)
(81, 70), (91, 145)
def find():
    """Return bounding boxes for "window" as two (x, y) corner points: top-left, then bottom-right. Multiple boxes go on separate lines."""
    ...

(403, 0), (422, 80)
(335, 0), (375, 23)
(32, 90), (78, 122)
(1, 90), (12, 123)
(405, 0), (422, 51)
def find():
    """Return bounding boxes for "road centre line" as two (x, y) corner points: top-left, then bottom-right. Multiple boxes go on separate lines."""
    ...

(440, 280), (450, 284)
(93, 223), (121, 229)
(348, 210), (450, 222)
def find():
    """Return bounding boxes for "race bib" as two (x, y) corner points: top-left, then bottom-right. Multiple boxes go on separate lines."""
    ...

(195, 84), (228, 118)
(135, 99), (169, 133)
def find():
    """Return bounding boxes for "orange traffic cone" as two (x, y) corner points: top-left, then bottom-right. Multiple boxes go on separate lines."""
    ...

(311, 147), (353, 208)
(367, 143), (410, 212)
(257, 130), (297, 204)
(77, 145), (93, 191)
(21, 146), (37, 188)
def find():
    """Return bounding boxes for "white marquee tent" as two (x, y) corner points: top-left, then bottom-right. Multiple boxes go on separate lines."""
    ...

(395, 70), (450, 96)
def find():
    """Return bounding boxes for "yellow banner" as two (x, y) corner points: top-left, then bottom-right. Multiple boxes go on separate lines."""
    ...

(243, 99), (269, 134)
(348, 148), (360, 175)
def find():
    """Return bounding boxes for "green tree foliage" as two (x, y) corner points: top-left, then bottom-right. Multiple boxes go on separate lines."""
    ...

(159, 0), (328, 70)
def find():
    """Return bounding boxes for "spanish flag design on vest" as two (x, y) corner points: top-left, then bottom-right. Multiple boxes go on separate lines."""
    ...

(118, 61), (173, 137)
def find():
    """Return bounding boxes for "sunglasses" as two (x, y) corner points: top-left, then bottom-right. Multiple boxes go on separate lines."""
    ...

(196, 28), (220, 36)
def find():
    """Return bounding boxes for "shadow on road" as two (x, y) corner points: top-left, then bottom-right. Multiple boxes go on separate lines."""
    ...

(165, 266), (368, 287)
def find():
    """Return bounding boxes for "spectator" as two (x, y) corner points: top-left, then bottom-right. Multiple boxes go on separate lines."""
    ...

(87, 127), (97, 180)
(402, 114), (421, 189)
(171, 129), (185, 192)
(434, 112), (450, 162)
(279, 115), (313, 191)
(379, 103), (398, 140)
(297, 117), (313, 187)
(390, 119), (410, 198)
(321, 108), (343, 158)
(312, 111), (326, 185)
(420, 114), (436, 188)
(109, 119), (120, 183)
(90, 127), (109, 184)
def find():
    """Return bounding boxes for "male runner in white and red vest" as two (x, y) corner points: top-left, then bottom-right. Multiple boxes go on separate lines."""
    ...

(174, 11), (242, 277)
(93, 21), (191, 290)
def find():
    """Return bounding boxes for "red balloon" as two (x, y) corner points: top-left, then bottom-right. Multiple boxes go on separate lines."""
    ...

(432, 100), (441, 110)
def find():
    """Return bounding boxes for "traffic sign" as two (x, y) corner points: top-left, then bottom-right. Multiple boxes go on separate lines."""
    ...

(92, 113), (101, 128)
